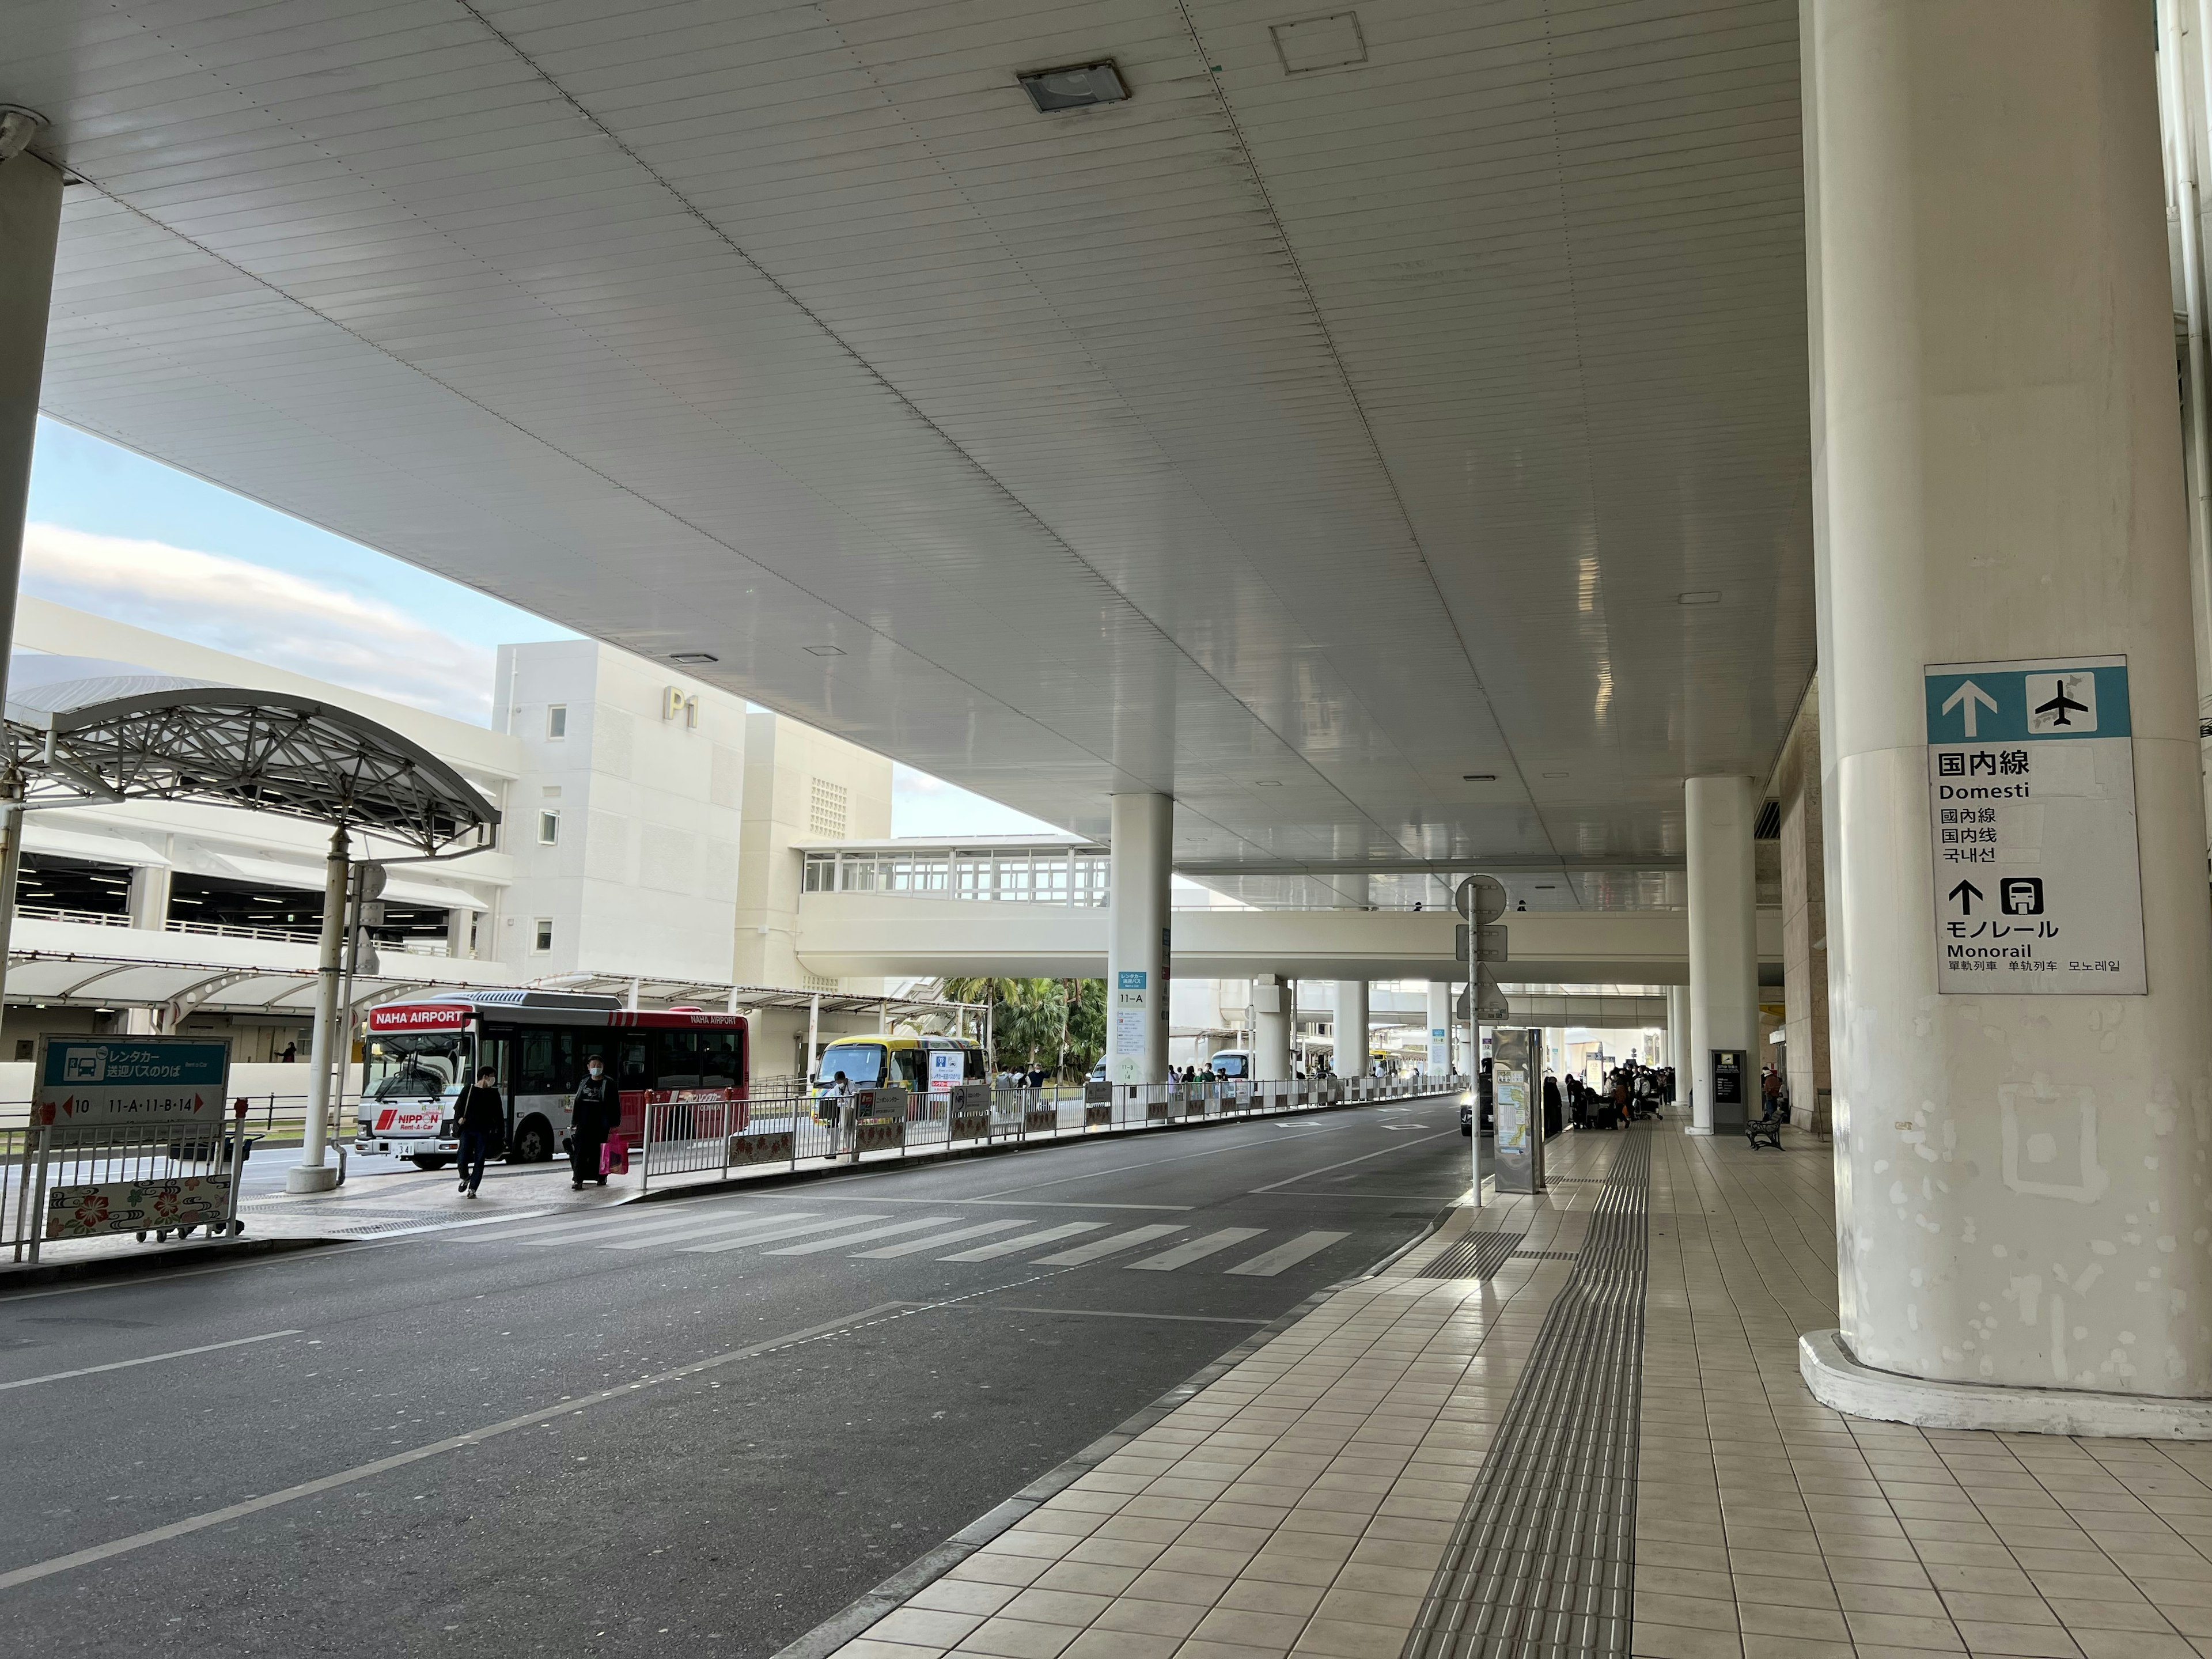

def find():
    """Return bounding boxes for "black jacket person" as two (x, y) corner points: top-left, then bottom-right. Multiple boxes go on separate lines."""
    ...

(569, 1058), (619, 1189)
(452, 1068), (505, 1198)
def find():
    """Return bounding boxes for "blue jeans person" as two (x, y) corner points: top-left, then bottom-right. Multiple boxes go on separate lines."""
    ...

(457, 1128), (497, 1194)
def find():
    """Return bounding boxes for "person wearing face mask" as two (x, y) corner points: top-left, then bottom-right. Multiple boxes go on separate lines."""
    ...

(569, 1053), (618, 1190)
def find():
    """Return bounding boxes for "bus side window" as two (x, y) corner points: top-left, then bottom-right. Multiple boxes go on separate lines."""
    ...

(655, 1030), (702, 1089)
(698, 1029), (740, 1089)
(898, 1048), (928, 1089)
(518, 1031), (558, 1095)
(619, 1039), (649, 1090)
(967, 1046), (985, 1081)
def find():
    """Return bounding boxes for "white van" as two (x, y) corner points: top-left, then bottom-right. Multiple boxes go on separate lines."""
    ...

(1207, 1050), (1253, 1079)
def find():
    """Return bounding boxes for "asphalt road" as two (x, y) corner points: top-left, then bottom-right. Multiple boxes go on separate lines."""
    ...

(0, 1093), (1480, 1657)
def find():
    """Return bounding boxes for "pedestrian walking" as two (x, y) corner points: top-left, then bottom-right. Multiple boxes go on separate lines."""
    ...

(569, 1054), (618, 1190)
(453, 1065), (504, 1198)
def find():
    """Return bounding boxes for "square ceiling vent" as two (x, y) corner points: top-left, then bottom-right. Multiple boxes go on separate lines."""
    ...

(1272, 12), (1367, 74)
(1019, 61), (1130, 112)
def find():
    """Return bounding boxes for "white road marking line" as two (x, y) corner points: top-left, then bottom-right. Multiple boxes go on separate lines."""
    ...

(1031, 1223), (1185, 1266)
(597, 1212), (823, 1251)
(1127, 1228), (1266, 1271)
(852, 1219), (1035, 1259)
(987, 1306), (1268, 1325)
(1224, 1230), (1351, 1277)
(459, 1207), (698, 1244)
(939, 1221), (1105, 1262)
(0, 1304), (905, 1593)
(0, 1329), (303, 1392)
(1245, 1129), (1459, 1192)
(967, 1122), (1350, 1199)
(680, 1215), (888, 1255)
(764, 1216), (965, 1256)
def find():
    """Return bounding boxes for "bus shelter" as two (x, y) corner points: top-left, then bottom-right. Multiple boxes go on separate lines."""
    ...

(0, 656), (498, 1192)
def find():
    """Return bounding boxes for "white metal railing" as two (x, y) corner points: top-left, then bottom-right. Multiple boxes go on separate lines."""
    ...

(638, 1073), (1467, 1194)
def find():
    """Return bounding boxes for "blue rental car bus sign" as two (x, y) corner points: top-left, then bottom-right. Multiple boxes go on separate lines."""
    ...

(33, 1037), (233, 1131)
(1923, 656), (2145, 995)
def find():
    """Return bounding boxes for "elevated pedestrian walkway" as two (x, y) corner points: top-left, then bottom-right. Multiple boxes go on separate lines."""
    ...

(814, 1124), (2212, 1659)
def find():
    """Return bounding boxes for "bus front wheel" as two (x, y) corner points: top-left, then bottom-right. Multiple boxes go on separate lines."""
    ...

(506, 1116), (554, 1164)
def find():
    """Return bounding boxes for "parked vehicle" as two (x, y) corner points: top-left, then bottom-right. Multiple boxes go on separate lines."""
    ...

(355, 990), (748, 1170)
(811, 1036), (984, 1118)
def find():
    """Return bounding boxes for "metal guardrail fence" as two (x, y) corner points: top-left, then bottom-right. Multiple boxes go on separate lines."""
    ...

(5, 1114), (251, 1264)
(637, 1074), (1467, 1194)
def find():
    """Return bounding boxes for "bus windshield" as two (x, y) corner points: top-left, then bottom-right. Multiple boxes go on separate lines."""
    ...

(815, 1041), (885, 1089)
(365, 1033), (467, 1101)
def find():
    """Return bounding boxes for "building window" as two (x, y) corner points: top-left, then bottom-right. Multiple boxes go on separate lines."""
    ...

(533, 918), (554, 953)
(546, 704), (568, 740)
(803, 853), (836, 892)
(538, 810), (560, 845)
(809, 777), (848, 838)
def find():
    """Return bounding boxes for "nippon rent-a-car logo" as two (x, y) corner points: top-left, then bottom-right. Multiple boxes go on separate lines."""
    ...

(62, 1048), (106, 1084)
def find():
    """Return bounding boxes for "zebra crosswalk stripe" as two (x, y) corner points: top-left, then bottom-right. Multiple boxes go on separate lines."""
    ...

(1031, 1224), (1184, 1266)
(938, 1221), (1104, 1263)
(679, 1214), (888, 1255)
(764, 1216), (964, 1256)
(1127, 1228), (1265, 1271)
(852, 1219), (1033, 1259)
(599, 1211), (826, 1251)
(1224, 1230), (1349, 1277)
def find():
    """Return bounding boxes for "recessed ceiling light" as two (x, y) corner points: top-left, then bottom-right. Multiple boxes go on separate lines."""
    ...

(1677, 590), (1722, 606)
(804, 645), (846, 657)
(670, 651), (718, 664)
(1254, 779), (1283, 787)
(1018, 61), (1129, 113)
(1541, 770), (1570, 779)
(1462, 773), (1497, 783)
(1534, 884), (1557, 891)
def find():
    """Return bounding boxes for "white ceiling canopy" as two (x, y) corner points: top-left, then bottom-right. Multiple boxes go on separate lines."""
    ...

(3, 0), (1813, 902)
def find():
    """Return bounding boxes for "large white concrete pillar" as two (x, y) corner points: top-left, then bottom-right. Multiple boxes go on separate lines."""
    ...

(1802, 0), (2212, 1420)
(1253, 975), (1290, 1080)
(126, 864), (171, 930)
(1106, 792), (1172, 1085)
(1336, 979), (1369, 1077)
(1665, 984), (1688, 1076)
(1425, 980), (1450, 1080)
(1686, 775), (1759, 1133)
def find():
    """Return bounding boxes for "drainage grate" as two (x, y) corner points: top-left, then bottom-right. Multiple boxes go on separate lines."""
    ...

(1403, 1128), (1652, 1658)
(1418, 1230), (1526, 1280)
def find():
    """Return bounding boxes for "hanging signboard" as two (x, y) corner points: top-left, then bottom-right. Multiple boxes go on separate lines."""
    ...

(1923, 657), (2146, 994)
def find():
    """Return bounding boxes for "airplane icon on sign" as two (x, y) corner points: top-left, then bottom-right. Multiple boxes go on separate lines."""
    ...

(2034, 678), (2089, 726)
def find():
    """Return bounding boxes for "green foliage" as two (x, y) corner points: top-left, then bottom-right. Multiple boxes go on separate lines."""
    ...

(940, 976), (1108, 1078)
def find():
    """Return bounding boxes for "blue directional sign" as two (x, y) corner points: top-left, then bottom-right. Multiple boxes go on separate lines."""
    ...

(1923, 656), (2143, 994)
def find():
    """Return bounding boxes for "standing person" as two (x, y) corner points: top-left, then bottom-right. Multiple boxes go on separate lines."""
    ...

(453, 1065), (504, 1199)
(569, 1054), (618, 1190)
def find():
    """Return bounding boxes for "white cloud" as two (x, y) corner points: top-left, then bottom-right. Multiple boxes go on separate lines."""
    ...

(22, 523), (497, 723)
(892, 762), (1062, 838)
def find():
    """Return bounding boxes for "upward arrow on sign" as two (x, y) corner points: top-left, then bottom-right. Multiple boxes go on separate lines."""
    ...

(1941, 680), (1999, 738)
(1948, 879), (1984, 915)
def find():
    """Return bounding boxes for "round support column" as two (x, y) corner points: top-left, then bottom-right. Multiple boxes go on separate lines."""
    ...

(1686, 775), (1760, 1134)
(1336, 980), (1369, 1078)
(1802, 0), (2212, 1415)
(1106, 793), (1171, 1086)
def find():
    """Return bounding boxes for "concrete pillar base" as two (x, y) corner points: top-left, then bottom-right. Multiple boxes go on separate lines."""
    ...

(1799, 1330), (2212, 1440)
(286, 1164), (340, 1194)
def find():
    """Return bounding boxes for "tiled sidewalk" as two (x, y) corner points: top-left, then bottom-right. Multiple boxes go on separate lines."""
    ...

(1633, 1130), (2212, 1659)
(825, 1124), (2212, 1659)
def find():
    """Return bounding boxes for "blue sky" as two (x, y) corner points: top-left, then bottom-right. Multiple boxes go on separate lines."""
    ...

(25, 416), (1051, 835)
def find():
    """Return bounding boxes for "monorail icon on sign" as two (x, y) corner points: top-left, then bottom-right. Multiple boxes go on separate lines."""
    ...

(1922, 655), (2144, 995)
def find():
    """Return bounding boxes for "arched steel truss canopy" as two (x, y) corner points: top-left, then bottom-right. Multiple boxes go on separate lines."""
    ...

(3, 670), (497, 853)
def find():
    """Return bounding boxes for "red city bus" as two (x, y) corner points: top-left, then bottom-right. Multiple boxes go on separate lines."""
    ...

(354, 989), (748, 1169)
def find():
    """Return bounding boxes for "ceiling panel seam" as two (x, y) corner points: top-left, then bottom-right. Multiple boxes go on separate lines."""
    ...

(46, 175), (1272, 862)
(442, 0), (1421, 855)
(1172, 0), (1563, 870)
